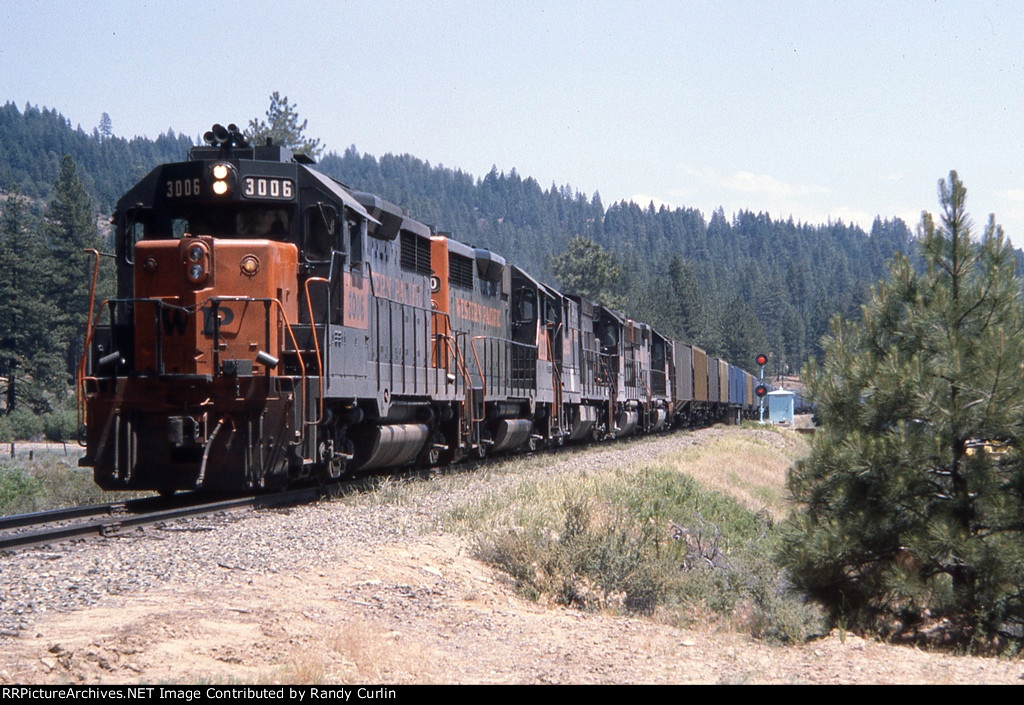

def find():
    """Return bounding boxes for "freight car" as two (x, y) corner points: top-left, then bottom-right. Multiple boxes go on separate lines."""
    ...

(78, 125), (763, 494)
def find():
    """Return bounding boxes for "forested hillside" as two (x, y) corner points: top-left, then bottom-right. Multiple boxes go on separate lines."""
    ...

(0, 100), (922, 418)
(0, 102), (193, 212)
(318, 147), (915, 371)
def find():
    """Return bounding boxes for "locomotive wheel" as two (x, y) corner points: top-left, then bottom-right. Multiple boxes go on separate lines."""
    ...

(425, 445), (441, 467)
(424, 430), (445, 467)
(474, 429), (491, 459)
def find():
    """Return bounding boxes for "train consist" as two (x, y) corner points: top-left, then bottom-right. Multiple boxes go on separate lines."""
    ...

(78, 125), (767, 494)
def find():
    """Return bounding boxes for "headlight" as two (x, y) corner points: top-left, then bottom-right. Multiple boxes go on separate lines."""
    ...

(210, 161), (236, 197)
(182, 240), (210, 286)
(240, 255), (260, 277)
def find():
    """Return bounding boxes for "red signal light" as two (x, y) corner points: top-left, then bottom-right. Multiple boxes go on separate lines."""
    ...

(756, 353), (768, 367)
(756, 384), (768, 398)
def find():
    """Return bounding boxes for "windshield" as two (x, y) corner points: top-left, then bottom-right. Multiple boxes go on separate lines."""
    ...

(138, 205), (292, 240)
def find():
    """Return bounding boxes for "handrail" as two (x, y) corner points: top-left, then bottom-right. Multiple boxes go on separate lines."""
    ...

(303, 276), (329, 425)
(546, 327), (563, 437)
(448, 336), (475, 428)
(184, 297), (309, 405)
(436, 332), (475, 439)
(469, 336), (488, 403)
(469, 335), (538, 402)
(77, 293), (310, 425)
(76, 249), (103, 445)
(597, 352), (616, 431)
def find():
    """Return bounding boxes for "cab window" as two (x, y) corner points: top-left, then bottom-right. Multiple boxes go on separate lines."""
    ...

(304, 204), (337, 263)
(347, 217), (365, 267)
(513, 289), (536, 324)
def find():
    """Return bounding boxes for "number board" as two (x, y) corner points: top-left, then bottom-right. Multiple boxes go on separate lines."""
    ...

(165, 178), (202, 199)
(242, 176), (295, 200)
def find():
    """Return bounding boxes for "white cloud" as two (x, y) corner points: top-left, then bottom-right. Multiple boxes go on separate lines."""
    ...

(627, 194), (678, 210)
(661, 163), (927, 234)
(896, 209), (923, 229)
(831, 206), (875, 230)
(724, 170), (829, 199)
(673, 163), (828, 200)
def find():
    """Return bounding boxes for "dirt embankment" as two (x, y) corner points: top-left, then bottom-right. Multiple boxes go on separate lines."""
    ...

(1, 429), (1022, 684)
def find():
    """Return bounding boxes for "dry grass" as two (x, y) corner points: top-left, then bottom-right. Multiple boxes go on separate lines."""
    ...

(663, 426), (810, 521)
(274, 619), (444, 684)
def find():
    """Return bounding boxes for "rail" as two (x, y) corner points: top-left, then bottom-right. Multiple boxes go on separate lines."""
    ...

(0, 489), (322, 553)
(546, 327), (563, 436)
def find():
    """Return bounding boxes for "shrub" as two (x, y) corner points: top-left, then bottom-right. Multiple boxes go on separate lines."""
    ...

(0, 466), (42, 515)
(43, 407), (78, 442)
(474, 466), (825, 643)
(1, 409), (45, 441)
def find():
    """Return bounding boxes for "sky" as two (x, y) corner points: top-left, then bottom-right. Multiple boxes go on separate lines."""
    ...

(2, 0), (1023, 243)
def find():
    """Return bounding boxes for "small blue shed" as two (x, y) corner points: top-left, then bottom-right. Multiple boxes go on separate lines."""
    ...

(767, 390), (795, 425)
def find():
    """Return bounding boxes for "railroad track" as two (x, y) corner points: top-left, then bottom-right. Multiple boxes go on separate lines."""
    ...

(0, 434), (655, 554)
(0, 487), (323, 553)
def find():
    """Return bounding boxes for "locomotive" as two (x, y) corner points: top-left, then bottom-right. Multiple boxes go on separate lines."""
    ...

(78, 125), (764, 494)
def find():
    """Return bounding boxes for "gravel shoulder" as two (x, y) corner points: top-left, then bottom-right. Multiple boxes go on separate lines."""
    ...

(2, 429), (1023, 684)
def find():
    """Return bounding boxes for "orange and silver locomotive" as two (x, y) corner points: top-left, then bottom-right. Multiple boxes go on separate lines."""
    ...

(79, 125), (764, 494)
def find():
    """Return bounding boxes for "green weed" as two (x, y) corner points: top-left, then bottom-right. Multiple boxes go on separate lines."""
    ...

(466, 459), (825, 644)
(0, 449), (149, 515)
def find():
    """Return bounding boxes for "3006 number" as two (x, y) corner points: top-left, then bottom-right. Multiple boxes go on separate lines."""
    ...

(166, 178), (201, 198)
(243, 177), (294, 200)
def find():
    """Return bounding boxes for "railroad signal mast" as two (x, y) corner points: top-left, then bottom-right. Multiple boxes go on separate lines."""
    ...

(755, 353), (769, 422)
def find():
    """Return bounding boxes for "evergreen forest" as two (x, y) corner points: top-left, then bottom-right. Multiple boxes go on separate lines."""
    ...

(0, 99), (944, 423)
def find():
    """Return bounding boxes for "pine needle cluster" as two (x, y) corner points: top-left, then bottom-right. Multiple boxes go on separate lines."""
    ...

(246, 92), (323, 159)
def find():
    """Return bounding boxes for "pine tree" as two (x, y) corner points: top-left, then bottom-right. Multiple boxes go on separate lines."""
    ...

(0, 192), (64, 412)
(781, 171), (1024, 648)
(721, 295), (769, 369)
(98, 112), (112, 141)
(247, 92), (323, 159)
(45, 154), (101, 381)
(549, 236), (624, 308)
